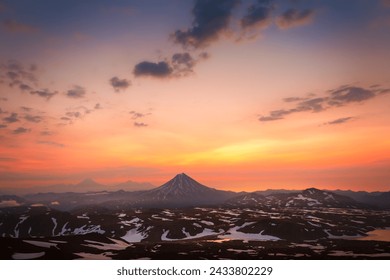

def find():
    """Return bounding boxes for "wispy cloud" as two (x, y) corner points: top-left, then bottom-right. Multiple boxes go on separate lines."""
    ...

(12, 127), (30, 134)
(134, 122), (148, 127)
(323, 117), (354, 126)
(129, 110), (151, 127)
(30, 89), (58, 100)
(24, 114), (43, 123)
(37, 141), (65, 148)
(259, 85), (389, 122)
(2, 19), (38, 33)
(66, 85), (86, 99)
(276, 8), (315, 29)
(60, 106), (92, 125)
(109, 76), (131, 92)
(240, 0), (274, 30)
(0, 60), (58, 100)
(2, 112), (19, 123)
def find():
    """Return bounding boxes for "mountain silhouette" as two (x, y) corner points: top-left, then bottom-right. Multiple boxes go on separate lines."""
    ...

(136, 173), (236, 206)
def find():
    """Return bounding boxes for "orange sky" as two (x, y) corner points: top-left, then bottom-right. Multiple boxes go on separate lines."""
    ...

(1, 0), (390, 192)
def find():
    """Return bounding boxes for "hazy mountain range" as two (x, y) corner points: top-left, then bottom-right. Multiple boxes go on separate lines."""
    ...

(1, 173), (389, 260)
(0, 173), (389, 210)
(0, 178), (156, 195)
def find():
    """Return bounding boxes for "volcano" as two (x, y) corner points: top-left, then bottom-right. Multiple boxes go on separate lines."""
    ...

(136, 173), (236, 207)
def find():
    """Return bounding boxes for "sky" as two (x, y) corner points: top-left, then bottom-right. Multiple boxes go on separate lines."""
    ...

(0, 0), (390, 192)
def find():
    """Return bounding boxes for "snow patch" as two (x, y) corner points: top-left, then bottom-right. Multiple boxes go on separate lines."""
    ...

(121, 228), (147, 243)
(73, 225), (105, 235)
(75, 252), (113, 260)
(219, 225), (280, 241)
(200, 220), (214, 226)
(12, 252), (45, 260)
(23, 240), (58, 248)
(82, 238), (129, 250)
(0, 200), (21, 207)
(161, 228), (216, 241)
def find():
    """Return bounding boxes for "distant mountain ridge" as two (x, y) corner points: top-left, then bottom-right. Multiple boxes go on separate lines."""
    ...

(0, 173), (389, 210)
(0, 178), (155, 195)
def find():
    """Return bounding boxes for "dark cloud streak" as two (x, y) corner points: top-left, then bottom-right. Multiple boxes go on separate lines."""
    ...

(276, 8), (315, 29)
(324, 117), (354, 125)
(12, 127), (30, 134)
(110, 76), (131, 92)
(241, 0), (274, 29)
(133, 61), (173, 78)
(2, 112), (19, 123)
(172, 0), (240, 49)
(24, 114), (43, 123)
(259, 85), (389, 122)
(66, 85), (86, 99)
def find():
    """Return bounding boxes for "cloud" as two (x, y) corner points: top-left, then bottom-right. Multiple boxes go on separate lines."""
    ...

(66, 111), (82, 118)
(60, 106), (92, 125)
(133, 61), (173, 78)
(129, 110), (151, 127)
(171, 0), (240, 49)
(19, 83), (33, 92)
(20, 106), (32, 112)
(296, 97), (326, 112)
(2, 112), (19, 123)
(0, 60), (62, 100)
(129, 111), (150, 120)
(66, 85), (86, 99)
(24, 114), (43, 123)
(40, 130), (54, 136)
(240, 0), (274, 29)
(171, 52), (197, 76)
(0, 97), (8, 101)
(134, 53), (205, 79)
(37, 141), (65, 148)
(172, 52), (195, 68)
(0, 124), (7, 128)
(1, 60), (38, 84)
(134, 122), (148, 127)
(94, 103), (102, 110)
(276, 8), (315, 29)
(259, 85), (389, 122)
(2, 19), (38, 33)
(324, 117), (354, 125)
(13, 127), (30, 134)
(109, 76), (131, 92)
(30, 89), (58, 100)
(328, 86), (376, 106)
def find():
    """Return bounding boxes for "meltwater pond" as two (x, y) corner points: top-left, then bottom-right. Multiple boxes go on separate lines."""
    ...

(357, 228), (390, 242)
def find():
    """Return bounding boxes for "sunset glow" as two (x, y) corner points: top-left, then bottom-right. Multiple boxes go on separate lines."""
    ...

(1, 0), (390, 192)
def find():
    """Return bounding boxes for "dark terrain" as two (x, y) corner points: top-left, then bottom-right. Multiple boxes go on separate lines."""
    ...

(0, 174), (389, 259)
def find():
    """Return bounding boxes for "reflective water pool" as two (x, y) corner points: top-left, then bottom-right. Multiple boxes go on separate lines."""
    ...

(357, 228), (390, 242)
